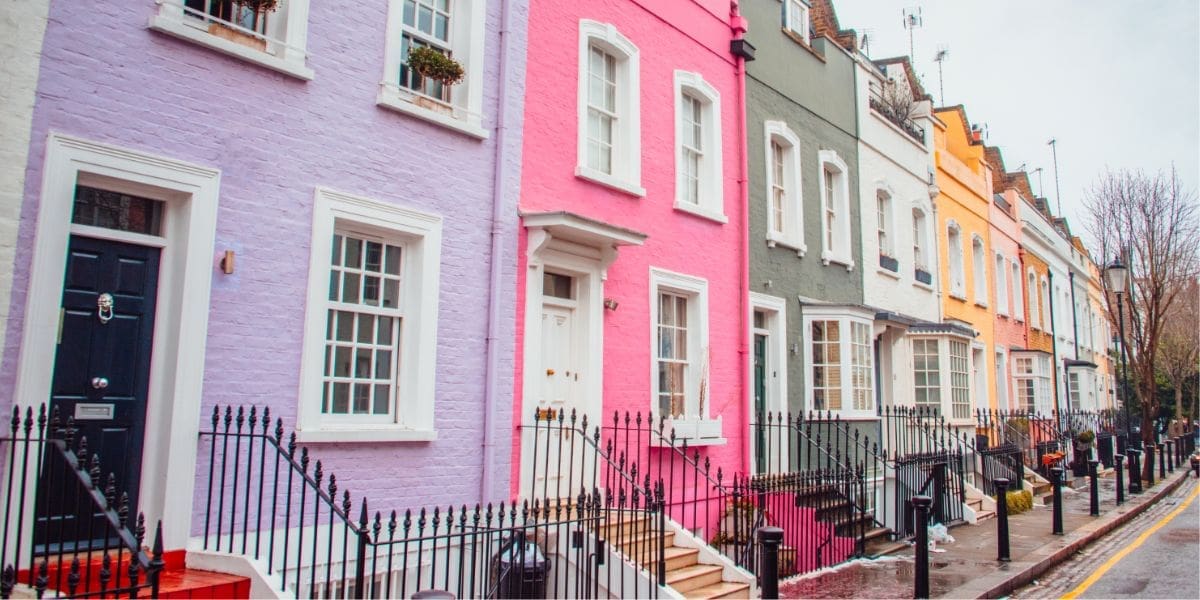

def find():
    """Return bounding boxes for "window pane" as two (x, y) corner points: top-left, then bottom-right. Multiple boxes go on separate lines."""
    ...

(373, 384), (391, 415)
(344, 237), (362, 269)
(376, 350), (392, 379)
(332, 383), (350, 413)
(71, 185), (164, 236)
(334, 346), (352, 377)
(343, 272), (361, 304)
(365, 241), (383, 272)
(385, 245), (402, 275)
(357, 314), (375, 343)
(363, 275), (381, 306)
(355, 348), (372, 378)
(354, 383), (371, 414)
(378, 316), (394, 345)
(336, 311), (354, 341)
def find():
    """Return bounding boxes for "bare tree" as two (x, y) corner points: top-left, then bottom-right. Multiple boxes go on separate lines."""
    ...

(1083, 168), (1199, 480)
(1157, 278), (1198, 422)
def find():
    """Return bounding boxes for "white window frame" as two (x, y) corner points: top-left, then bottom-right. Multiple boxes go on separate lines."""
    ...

(802, 306), (876, 419)
(782, 0), (811, 44)
(1040, 276), (1051, 332)
(763, 121), (805, 254)
(1011, 260), (1023, 321)
(149, 0), (314, 80)
(950, 341), (971, 420)
(912, 337), (942, 415)
(876, 188), (894, 259)
(947, 221), (966, 299)
(576, 20), (643, 197)
(673, 71), (725, 222)
(971, 235), (987, 307)
(649, 268), (722, 444)
(1012, 353), (1052, 413)
(994, 253), (1008, 315)
(378, 0), (488, 139)
(818, 150), (854, 270)
(994, 349), (1008, 411)
(298, 187), (442, 442)
(912, 206), (933, 287)
(1027, 268), (1040, 328)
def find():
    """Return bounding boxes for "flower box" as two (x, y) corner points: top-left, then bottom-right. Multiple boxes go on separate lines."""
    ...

(915, 268), (933, 285)
(879, 254), (899, 272)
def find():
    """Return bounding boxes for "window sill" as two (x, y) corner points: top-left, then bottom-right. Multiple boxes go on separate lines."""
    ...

(673, 201), (728, 224)
(877, 267), (901, 281)
(949, 291), (968, 302)
(377, 88), (488, 140)
(296, 426), (438, 443)
(654, 417), (725, 446)
(148, 15), (314, 80)
(820, 251), (855, 272)
(975, 300), (989, 309)
(766, 236), (807, 257)
(912, 280), (935, 292)
(575, 166), (646, 197)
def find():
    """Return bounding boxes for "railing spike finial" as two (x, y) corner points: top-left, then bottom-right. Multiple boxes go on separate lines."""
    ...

(342, 489), (351, 518)
(136, 512), (147, 548)
(223, 405), (233, 430)
(8, 406), (19, 437)
(261, 406), (270, 433)
(118, 492), (130, 529)
(248, 405), (257, 432)
(287, 431), (297, 456)
(300, 446), (309, 472)
(104, 471), (117, 508)
(211, 405), (220, 431)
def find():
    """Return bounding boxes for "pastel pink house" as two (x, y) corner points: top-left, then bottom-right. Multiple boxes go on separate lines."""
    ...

(511, 0), (748, 498)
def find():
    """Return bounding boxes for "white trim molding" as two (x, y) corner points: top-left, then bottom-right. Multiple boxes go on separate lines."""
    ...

(817, 150), (854, 270)
(672, 70), (725, 223)
(576, 20), (643, 197)
(650, 267), (723, 445)
(377, 0), (488, 139)
(14, 133), (221, 550)
(763, 120), (805, 255)
(148, 0), (314, 80)
(296, 187), (443, 442)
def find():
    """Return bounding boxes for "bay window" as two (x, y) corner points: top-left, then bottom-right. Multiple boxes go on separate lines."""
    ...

(1012, 352), (1052, 413)
(804, 309), (874, 417)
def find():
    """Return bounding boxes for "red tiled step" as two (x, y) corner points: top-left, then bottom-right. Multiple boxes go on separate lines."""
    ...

(18, 550), (249, 599)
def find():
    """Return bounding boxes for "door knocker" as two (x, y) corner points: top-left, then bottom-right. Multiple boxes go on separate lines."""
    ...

(97, 293), (114, 324)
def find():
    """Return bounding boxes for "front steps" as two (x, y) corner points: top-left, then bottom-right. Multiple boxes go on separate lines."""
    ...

(599, 515), (751, 599)
(15, 551), (250, 599)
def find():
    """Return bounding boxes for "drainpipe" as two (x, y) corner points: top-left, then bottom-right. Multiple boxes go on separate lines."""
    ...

(480, 0), (517, 503)
(732, 5), (750, 470)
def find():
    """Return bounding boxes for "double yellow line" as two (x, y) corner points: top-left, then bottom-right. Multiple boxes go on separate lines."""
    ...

(1060, 481), (1200, 599)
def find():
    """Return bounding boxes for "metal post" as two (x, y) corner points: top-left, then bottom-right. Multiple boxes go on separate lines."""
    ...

(913, 495), (932, 599)
(1159, 442), (1168, 476)
(1129, 448), (1142, 493)
(1146, 445), (1156, 486)
(994, 478), (1010, 562)
(1191, 454), (1199, 478)
(1166, 440), (1174, 472)
(1088, 460), (1100, 516)
(759, 526), (783, 600)
(1114, 454), (1125, 505)
(1051, 467), (1064, 535)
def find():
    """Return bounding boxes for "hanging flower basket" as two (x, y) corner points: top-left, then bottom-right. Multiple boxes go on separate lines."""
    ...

(407, 47), (465, 86)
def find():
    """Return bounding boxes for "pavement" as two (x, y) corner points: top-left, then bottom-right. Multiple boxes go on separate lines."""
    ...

(778, 464), (1196, 599)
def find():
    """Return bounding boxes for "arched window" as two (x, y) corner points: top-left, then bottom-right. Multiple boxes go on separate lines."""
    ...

(994, 253), (1008, 315)
(818, 150), (853, 268)
(876, 189), (893, 258)
(1040, 277), (1051, 331)
(764, 121), (804, 252)
(674, 71), (724, 219)
(1011, 261), (1024, 320)
(971, 236), (986, 304)
(947, 222), (965, 297)
(1027, 269), (1039, 328)
(576, 20), (642, 195)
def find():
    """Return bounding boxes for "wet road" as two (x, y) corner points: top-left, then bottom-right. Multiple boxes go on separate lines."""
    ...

(1014, 474), (1200, 599)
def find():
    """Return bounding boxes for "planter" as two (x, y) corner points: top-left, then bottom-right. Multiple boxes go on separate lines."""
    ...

(207, 21), (266, 52)
(915, 268), (932, 285)
(414, 94), (454, 116)
(879, 254), (899, 272)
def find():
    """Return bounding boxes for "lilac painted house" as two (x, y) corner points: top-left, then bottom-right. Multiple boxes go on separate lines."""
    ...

(1, 0), (525, 592)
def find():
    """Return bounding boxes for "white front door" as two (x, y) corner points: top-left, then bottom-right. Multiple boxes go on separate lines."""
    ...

(540, 304), (577, 420)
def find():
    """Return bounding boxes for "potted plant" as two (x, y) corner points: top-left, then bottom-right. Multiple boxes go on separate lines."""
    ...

(879, 253), (899, 272)
(1076, 429), (1095, 448)
(407, 47), (465, 85)
(207, 0), (278, 51)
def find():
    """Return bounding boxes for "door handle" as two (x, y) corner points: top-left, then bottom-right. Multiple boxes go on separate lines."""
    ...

(91, 377), (109, 390)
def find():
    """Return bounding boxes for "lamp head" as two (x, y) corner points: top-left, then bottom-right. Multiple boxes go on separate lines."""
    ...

(1105, 258), (1128, 292)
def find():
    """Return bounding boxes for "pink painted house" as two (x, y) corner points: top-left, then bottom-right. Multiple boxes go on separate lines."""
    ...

(984, 147), (1034, 413)
(511, 0), (748, 497)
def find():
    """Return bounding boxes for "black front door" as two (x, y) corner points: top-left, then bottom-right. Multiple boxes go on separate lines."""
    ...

(753, 333), (767, 474)
(37, 235), (160, 547)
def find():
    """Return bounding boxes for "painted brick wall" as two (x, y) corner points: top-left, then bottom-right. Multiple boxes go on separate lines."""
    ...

(4, 0), (527, 528)
(511, 0), (746, 494)
(0, 0), (50, 386)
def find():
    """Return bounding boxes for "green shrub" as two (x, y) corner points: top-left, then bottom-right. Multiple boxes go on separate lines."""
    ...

(1077, 430), (1095, 444)
(1005, 489), (1034, 514)
(407, 47), (466, 85)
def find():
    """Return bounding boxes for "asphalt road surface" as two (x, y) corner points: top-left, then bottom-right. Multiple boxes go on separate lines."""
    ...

(1013, 473), (1200, 599)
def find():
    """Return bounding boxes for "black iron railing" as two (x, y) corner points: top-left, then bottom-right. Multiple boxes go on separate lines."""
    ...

(0, 406), (163, 599)
(978, 443), (1024, 495)
(202, 406), (665, 599)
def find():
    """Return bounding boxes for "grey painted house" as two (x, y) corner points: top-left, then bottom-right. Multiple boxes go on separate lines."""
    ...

(744, 0), (867, 455)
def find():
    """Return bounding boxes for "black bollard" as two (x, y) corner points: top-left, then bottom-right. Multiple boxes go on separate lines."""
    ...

(1191, 454), (1199, 478)
(1165, 441), (1174, 473)
(1146, 445), (1156, 486)
(1088, 460), (1100, 516)
(913, 495), (933, 599)
(1051, 467), (1065, 535)
(760, 526), (783, 600)
(1158, 443), (1167, 479)
(1114, 454), (1125, 505)
(994, 478), (1011, 562)
(1129, 448), (1143, 493)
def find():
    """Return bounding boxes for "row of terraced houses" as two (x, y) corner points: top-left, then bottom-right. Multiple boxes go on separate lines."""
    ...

(0, 0), (1125, 598)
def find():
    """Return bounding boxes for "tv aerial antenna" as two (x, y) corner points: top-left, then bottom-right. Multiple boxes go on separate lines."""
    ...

(902, 7), (923, 61)
(934, 46), (949, 106)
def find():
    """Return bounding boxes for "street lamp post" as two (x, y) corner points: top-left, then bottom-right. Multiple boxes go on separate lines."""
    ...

(1104, 259), (1135, 450)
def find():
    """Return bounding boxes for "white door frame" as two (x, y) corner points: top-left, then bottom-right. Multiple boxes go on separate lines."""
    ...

(748, 292), (787, 472)
(9, 133), (219, 551)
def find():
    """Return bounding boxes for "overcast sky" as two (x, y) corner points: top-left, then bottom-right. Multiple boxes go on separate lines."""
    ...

(833, 0), (1200, 248)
